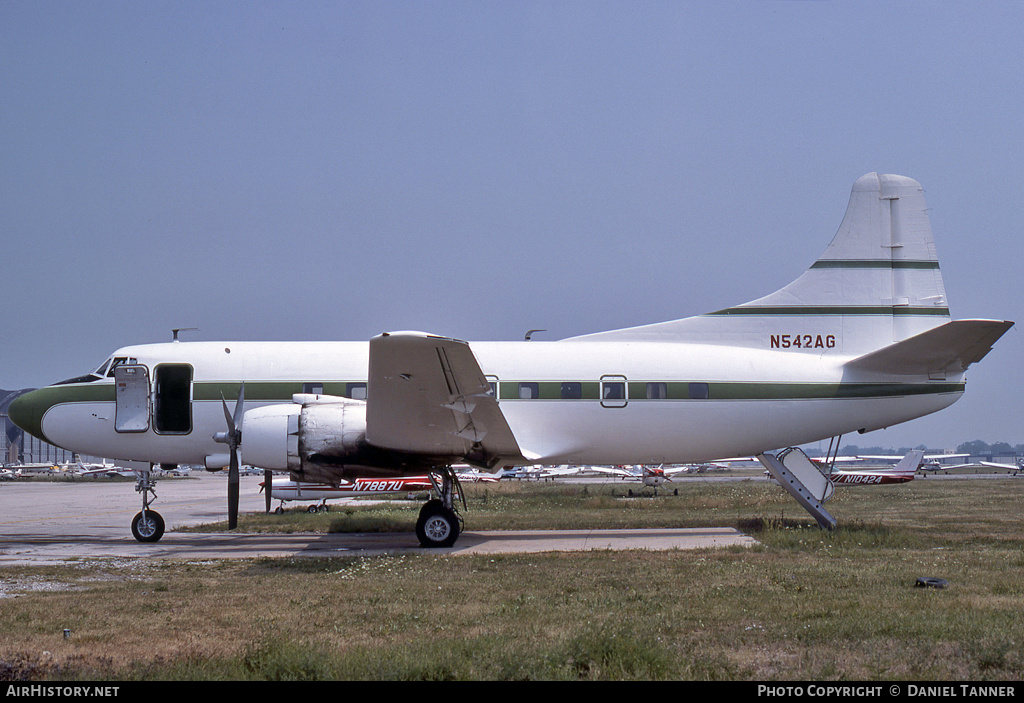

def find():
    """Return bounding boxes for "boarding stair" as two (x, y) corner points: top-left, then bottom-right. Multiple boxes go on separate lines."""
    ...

(757, 447), (837, 529)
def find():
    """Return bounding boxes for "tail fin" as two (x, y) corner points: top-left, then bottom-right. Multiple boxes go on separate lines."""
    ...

(570, 173), (953, 356)
(892, 449), (925, 475)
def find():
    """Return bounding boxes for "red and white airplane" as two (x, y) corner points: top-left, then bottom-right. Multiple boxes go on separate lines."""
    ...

(262, 474), (433, 513)
(826, 450), (923, 486)
(589, 464), (686, 489)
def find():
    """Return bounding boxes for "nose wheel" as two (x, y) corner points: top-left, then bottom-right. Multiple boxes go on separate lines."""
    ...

(131, 509), (165, 542)
(131, 465), (165, 543)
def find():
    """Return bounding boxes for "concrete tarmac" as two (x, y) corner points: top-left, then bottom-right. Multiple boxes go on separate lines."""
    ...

(0, 472), (757, 563)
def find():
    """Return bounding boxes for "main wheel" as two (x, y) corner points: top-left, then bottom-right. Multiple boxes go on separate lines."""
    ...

(415, 500), (460, 548)
(131, 510), (165, 543)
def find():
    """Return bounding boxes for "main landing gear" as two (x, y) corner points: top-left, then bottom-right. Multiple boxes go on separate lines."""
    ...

(416, 468), (463, 548)
(126, 462), (465, 547)
(131, 465), (165, 543)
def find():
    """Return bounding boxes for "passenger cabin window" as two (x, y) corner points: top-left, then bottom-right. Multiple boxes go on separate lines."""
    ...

(560, 382), (582, 399)
(689, 382), (710, 400)
(518, 382), (540, 399)
(303, 383), (324, 395)
(646, 382), (668, 399)
(346, 383), (367, 400)
(154, 364), (192, 434)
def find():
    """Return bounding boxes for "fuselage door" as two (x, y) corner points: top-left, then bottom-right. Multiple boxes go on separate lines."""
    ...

(114, 364), (151, 433)
(154, 364), (193, 434)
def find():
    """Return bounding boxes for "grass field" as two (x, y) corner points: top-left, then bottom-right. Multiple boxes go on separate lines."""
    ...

(2, 476), (1023, 681)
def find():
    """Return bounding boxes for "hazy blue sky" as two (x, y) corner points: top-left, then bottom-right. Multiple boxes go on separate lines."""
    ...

(2, 1), (1021, 450)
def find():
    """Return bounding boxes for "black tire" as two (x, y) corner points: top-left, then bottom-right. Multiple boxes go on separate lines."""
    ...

(131, 510), (165, 543)
(415, 500), (460, 548)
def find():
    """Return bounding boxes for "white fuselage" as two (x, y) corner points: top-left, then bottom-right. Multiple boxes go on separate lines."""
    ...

(27, 339), (964, 470)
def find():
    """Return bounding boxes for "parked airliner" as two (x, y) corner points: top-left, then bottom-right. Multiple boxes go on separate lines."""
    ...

(9, 173), (1012, 546)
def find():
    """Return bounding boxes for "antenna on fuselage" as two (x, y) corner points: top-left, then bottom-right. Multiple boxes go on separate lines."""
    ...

(172, 327), (199, 342)
(525, 329), (546, 341)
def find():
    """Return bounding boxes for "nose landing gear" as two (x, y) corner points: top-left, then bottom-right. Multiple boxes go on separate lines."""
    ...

(131, 465), (165, 542)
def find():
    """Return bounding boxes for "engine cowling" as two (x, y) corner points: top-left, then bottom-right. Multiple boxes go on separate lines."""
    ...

(242, 395), (367, 473)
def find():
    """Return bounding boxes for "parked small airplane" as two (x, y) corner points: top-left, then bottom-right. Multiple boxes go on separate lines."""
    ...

(854, 453), (969, 470)
(978, 460), (1024, 474)
(8, 173), (1013, 545)
(827, 450), (923, 485)
(8, 462), (58, 476)
(454, 467), (502, 483)
(589, 464), (685, 489)
(501, 465), (580, 481)
(262, 475), (434, 513)
(55, 455), (131, 478)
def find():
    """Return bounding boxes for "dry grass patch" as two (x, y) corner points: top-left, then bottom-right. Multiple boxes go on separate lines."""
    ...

(3, 478), (1024, 680)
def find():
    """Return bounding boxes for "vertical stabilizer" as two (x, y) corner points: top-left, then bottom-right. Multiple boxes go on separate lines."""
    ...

(569, 173), (951, 356)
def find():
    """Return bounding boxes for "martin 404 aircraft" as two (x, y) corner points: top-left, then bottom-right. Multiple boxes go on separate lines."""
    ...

(9, 173), (1013, 546)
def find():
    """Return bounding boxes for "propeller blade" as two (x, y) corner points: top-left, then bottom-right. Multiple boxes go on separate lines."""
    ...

(232, 383), (245, 435)
(220, 395), (235, 437)
(228, 441), (239, 530)
(264, 470), (272, 513)
(218, 383), (244, 530)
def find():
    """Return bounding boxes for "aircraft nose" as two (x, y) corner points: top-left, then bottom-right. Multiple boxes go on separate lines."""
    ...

(7, 389), (51, 443)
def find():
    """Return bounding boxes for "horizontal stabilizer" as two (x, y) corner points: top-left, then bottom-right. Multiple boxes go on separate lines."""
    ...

(845, 320), (1013, 376)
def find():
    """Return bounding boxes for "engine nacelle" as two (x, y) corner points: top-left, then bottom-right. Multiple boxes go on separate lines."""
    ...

(242, 395), (367, 472)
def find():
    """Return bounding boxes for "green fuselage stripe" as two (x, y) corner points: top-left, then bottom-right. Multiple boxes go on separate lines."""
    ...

(18, 379), (965, 445)
(497, 381), (962, 401)
(810, 259), (941, 270)
(34, 379), (967, 406)
(706, 306), (950, 317)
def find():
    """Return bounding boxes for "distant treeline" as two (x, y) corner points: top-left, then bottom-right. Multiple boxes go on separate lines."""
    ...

(841, 440), (1023, 457)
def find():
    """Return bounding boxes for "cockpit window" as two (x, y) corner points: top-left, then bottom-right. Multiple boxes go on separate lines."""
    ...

(54, 373), (103, 385)
(56, 355), (141, 386)
(106, 357), (138, 377)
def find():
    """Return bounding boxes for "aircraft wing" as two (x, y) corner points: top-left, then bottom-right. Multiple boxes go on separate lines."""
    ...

(845, 319), (1013, 376)
(857, 455), (969, 466)
(365, 332), (525, 469)
(980, 461), (1021, 471)
(663, 465), (702, 475)
(537, 465), (582, 477)
(587, 466), (633, 476)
